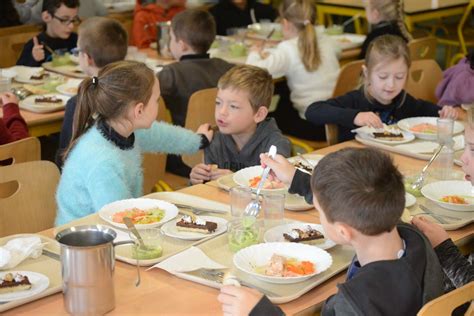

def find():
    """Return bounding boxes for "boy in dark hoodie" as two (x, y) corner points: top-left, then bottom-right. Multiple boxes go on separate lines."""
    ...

(190, 65), (291, 184)
(219, 147), (444, 316)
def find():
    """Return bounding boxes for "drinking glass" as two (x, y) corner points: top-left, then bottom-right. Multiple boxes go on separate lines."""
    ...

(262, 193), (285, 228)
(227, 218), (260, 253)
(129, 229), (163, 260)
(0, 77), (11, 93)
(230, 186), (252, 219)
(437, 118), (454, 145)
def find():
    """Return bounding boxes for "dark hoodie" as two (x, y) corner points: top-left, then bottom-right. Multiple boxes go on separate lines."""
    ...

(209, 0), (277, 36)
(204, 117), (291, 171)
(359, 21), (408, 59)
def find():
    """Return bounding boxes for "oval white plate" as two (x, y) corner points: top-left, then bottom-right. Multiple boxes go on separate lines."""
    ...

(329, 33), (366, 50)
(161, 216), (228, 240)
(56, 79), (82, 96)
(263, 223), (336, 250)
(99, 198), (179, 229)
(233, 242), (332, 284)
(19, 93), (69, 113)
(287, 154), (323, 175)
(0, 271), (49, 302)
(13, 66), (46, 84)
(421, 180), (474, 211)
(233, 165), (287, 193)
(405, 192), (416, 208)
(353, 126), (415, 144)
(397, 117), (464, 141)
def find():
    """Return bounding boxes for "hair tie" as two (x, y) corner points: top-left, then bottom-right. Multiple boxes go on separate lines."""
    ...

(303, 20), (311, 26)
(92, 76), (99, 86)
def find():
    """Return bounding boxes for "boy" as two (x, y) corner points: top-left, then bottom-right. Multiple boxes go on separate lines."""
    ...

(17, 0), (80, 67)
(190, 65), (291, 184)
(56, 17), (128, 167)
(158, 9), (234, 176)
(219, 148), (444, 315)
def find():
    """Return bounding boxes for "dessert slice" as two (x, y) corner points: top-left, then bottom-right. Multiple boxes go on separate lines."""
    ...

(176, 214), (217, 234)
(30, 72), (49, 80)
(372, 130), (404, 141)
(34, 96), (63, 106)
(283, 226), (324, 243)
(0, 273), (32, 294)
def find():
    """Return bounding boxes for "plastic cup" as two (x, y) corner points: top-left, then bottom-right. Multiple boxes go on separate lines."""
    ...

(262, 193), (285, 228)
(0, 77), (12, 93)
(230, 186), (253, 218)
(437, 118), (454, 145)
(227, 218), (260, 253)
(129, 229), (163, 260)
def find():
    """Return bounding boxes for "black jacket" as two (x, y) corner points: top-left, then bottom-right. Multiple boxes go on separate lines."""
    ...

(359, 21), (407, 59)
(56, 95), (77, 168)
(435, 238), (473, 291)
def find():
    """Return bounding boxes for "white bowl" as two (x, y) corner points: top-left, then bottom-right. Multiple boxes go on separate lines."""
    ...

(233, 166), (287, 193)
(397, 117), (464, 141)
(405, 192), (416, 208)
(263, 223), (336, 250)
(421, 180), (474, 211)
(99, 198), (179, 229)
(233, 242), (332, 284)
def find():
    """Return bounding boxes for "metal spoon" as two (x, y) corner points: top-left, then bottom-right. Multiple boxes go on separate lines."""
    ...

(123, 217), (142, 287)
(244, 145), (277, 217)
(410, 145), (444, 192)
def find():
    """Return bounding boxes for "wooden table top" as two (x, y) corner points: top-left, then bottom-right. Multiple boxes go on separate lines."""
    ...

(316, 0), (469, 13)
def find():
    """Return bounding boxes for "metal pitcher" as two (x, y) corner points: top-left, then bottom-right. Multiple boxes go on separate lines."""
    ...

(56, 225), (133, 315)
(156, 21), (172, 58)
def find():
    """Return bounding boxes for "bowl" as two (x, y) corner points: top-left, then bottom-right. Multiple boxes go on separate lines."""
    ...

(421, 180), (474, 211)
(233, 165), (287, 193)
(397, 117), (464, 141)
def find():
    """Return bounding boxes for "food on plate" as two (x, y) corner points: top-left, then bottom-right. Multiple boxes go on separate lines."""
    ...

(34, 96), (63, 106)
(64, 86), (78, 94)
(112, 207), (165, 225)
(336, 37), (351, 43)
(132, 245), (163, 260)
(283, 226), (324, 243)
(440, 195), (469, 204)
(52, 53), (74, 67)
(372, 130), (404, 141)
(404, 177), (422, 197)
(30, 72), (49, 80)
(325, 25), (343, 35)
(292, 161), (313, 173)
(257, 254), (315, 277)
(0, 273), (32, 294)
(176, 214), (218, 234)
(248, 176), (285, 189)
(409, 123), (437, 134)
(229, 43), (247, 57)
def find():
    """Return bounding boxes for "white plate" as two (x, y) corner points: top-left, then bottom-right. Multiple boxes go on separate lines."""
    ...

(145, 191), (230, 214)
(0, 271), (49, 302)
(353, 126), (415, 144)
(421, 180), (474, 211)
(330, 33), (366, 50)
(287, 154), (323, 175)
(263, 223), (336, 250)
(13, 66), (46, 84)
(19, 93), (69, 113)
(98, 198), (179, 229)
(233, 242), (332, 284)
(397, 117), (464, 141)
(233, 165), (287, 193)
(56, 79), (82, 96)
(405, 192), (416, 208)
(161, 216), (228, 240)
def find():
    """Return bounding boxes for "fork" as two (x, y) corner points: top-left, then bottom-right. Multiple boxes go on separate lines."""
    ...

(418, 205), (450, 224)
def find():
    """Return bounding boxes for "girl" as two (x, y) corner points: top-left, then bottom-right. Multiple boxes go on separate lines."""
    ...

(246, 0), (340, 141)
(0, 93), (29, 145)
(359, 0), (412, 59)
(305, 34), (460, 142)
(55, 60), (212, 225)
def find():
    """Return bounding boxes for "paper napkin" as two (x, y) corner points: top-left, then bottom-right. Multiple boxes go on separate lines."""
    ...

(0, 237), (43, 270)
(150, 246), (226, 273)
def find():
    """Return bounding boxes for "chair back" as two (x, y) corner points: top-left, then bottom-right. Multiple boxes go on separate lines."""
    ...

(417, 282), (473, 316)
(0, 137), (41, 166)
(0, 30), (39, 68)
(405, 59), (443, 104)
(408, 37), (438, 61)
(182, 88), (217, 168)
(0, 161), (60, 237)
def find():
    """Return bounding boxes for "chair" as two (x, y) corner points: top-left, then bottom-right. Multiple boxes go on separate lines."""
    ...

(0, 30), (39, 68)
(408, 37), (438, 61)
(405, 59), (443, 104)
(0, 137), (41, 166)
(0, 161), (60, 237)
(417, 282), (473, 316)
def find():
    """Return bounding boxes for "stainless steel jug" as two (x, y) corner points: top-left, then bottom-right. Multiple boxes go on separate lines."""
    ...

(56, 225), (132, 315)
(156, 21), (172, 58)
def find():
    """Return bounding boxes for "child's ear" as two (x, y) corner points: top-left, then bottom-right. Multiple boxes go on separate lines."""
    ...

(362, 65), (368, 79)
(133, 102), (146, 119)
(41, 11), (52, 23)
(334, 222), (353, 243)
(254, 106), (268, 123)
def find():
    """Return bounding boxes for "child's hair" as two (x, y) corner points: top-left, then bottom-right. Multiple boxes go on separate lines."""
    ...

(218, 65), (274, 112)
(311, 147), (405, 236)
(171, 9), (216, 54)
(368, 0), (412, 41)
(42, 0), (80, 14)
(78, 17), (128, 68)
(64, 61), (155, 159)
(279, 0), (320, 72)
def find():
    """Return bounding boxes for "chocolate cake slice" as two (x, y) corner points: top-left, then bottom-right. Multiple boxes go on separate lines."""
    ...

(283, 226), (324, 242)
(372, 130), (404, 141)
(176, 215), (217, 234)
(34, 96), (63, 105)
(30, 73), (49, 80)
(0, 273), (32, 294)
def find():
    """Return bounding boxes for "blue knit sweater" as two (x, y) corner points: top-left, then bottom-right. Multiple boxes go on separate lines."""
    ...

(55, 121), (202, 226)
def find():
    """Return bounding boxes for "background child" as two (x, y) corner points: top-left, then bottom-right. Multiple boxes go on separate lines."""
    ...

(17, 0), (80, 67)
(359, 0), (411, 59)
(56, 17), (128, 168)
(190, 65), (291, 184)
(221, 148), (444, 315)
(305, 35), (460, 142)
(246, 0), (340, 141)
(56, 61), (212, 225)
(0, 93), (29, 145)
(436, 52), (474, 106)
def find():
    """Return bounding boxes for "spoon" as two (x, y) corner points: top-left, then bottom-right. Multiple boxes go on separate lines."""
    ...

(244, 145), (277, 217)
(341, 14), (361, 28)
(123, 217), (143, 287)
(410, 145), (444, 192)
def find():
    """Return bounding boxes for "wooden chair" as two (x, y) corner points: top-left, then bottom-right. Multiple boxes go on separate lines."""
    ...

(0, 137), (41, 165)
(0, 24), (42, 37)
(0, 30), (39, 68)
(417, 282), (473, 316)
(0, 161), (60, 237)
(408, 37), (438, 61)
(405, 59), (443, 104)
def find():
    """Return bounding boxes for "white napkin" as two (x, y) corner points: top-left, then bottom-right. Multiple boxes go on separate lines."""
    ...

(150, 246), (226, 273)
(0, 237), (44, 270)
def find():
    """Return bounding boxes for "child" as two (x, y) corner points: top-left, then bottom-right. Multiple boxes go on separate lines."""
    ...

(210, 0), (276, 36)
(56, 17), (128, 168)
(246, 0), (340, 141)
(16, 0), (80, 67)
(190, 65), (291, 184)
(219, 147), (444, 315)
(305, 35), (460, 142)
(55, 61), (213, 225)
(0, 93), (29, 145)
(359, 0), (411, 59)
(436, 52), (474, 106)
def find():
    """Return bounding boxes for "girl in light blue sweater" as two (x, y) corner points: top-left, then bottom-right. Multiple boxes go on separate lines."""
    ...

(56, 61), (213, 225)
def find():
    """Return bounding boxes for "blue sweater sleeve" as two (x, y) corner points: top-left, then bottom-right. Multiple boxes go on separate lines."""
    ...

(135, 121), (202, 154)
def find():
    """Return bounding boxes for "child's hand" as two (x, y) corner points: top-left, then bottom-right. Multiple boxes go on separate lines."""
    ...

(32, 36), (45, 62)
(190, 163), (211, 184)
(210, 168), (232, 180)
(217, 285), (263, 316)
(411, 215), (449, 247)
(197, 123), (213, 142)
(0, 93), (19, 106)
(353, 111), (383, 128)
(249, 40), (264, 54)
(260, 153), (296, 186)
(438, 106), (460, 120)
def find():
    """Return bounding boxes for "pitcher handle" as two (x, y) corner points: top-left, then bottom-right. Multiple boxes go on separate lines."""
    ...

(113, 240), (135, 247)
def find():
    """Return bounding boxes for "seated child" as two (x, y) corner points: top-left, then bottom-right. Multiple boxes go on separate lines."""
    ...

(305, 35), (460, 142)
(436, 52), (474, 106)
(17, 0), (80, 67)
(56, 61), (213, 225)
(56, 17), (128, 168)
(190, 65), (291, 184)
(0, 93), (29, 145)
(219, 147), (444, 315)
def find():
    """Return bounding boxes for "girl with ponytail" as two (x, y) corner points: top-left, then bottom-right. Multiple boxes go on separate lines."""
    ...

(246, 0), (340, 141)
(56, 60), (213, 225)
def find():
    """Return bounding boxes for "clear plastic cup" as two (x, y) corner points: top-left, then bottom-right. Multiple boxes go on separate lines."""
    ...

(437, 118), (454, 146)
(129, 229), (163, 260)
(227, 217), (260, 253)
(262, 193), (285, 228)
(0, 77), (12, 93)
(230, 186), (253, 218)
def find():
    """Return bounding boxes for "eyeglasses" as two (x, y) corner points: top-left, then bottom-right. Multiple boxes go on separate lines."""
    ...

(53, 15), (81, 25)
(71, 47), (82, 57)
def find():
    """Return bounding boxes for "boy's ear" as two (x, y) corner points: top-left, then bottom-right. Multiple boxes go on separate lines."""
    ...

(41, 11), (52, 23)
(334, 222), (353, 243)
(362, 65), (368, 79)
(253, 106), (268, 123)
